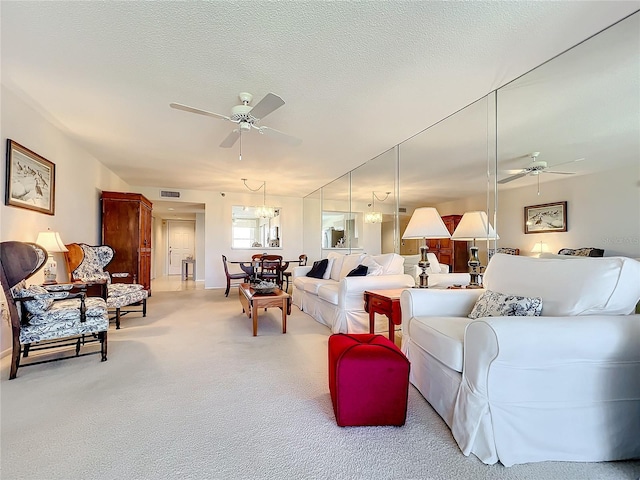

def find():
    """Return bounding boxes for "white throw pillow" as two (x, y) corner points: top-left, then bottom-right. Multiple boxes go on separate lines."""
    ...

(360, 255), (384, 276)
(339, 253), (365, 280)
(327, 252), (345, 281)
(468, 290), (543, 319)
(322, 258), (335, 279)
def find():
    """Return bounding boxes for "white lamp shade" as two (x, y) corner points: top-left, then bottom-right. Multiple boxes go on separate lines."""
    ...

(451, 211), (499, 241)
(531, 242), (550, 253)
(35, 231), (69, 254)
(402, 207), (451, 239)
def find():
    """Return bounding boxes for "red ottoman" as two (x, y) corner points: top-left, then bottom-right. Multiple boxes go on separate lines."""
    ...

(328, 333), (410, 427)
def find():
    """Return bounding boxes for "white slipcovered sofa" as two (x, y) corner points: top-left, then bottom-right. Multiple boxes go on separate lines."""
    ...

(292, 252), (415, 333)
(401, 253), (640, 466)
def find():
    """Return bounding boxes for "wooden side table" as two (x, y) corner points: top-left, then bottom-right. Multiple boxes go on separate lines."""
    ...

(363, 289), (405, 343)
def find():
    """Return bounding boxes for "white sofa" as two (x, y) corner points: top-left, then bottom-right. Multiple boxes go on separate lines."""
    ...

(401, 253), (640, 466)
(292, 252), (415, 333)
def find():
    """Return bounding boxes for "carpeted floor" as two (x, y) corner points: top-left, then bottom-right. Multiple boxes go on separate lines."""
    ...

(1, 289), (639, 480)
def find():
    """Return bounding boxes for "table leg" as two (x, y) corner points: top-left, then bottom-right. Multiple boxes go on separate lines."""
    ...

(282, 300), (287, 334)
(388, 317), (395, 344)
(253, 304), (258, 336)
(368, 309), (375, 334)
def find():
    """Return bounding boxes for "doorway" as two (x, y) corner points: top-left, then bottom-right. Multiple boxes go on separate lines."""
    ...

(167, 220), (195, 276)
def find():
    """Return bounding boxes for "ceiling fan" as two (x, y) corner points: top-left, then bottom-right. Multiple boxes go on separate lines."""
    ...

(170, 92), (301, 150)
(498, 152), (583, 184)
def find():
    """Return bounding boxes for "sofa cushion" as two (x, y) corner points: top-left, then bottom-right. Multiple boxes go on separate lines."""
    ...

(468, 290), (542, 319)
(327, 252), (345, 281)
(407, 316), (473, 372)
(484, 254), (640, 316)
(317, 283), (340, 305)
(307, 259), (329, 279)
(302, 278), (334, 295)
(339, 253), (365, 280)
(361, 255), (383, 276)
(371, 253), (404, 275)
(15, 285), (54, 314)
(347, 265), (368, 277)
(323, 258), (335, 279)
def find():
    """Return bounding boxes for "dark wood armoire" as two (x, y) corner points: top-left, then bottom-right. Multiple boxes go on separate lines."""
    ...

(426, 214), (469, 273)
(101, 191), (153, 293)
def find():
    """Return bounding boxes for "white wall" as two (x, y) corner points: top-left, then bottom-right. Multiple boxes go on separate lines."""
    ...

(132, 187), (304, 289)
(1, 86), (130, 355)
(496, 165), (640, 257)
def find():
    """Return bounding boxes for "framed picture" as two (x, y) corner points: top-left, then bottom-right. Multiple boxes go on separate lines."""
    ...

(524, 201), (567, 234)
(5, 139), (55, 215)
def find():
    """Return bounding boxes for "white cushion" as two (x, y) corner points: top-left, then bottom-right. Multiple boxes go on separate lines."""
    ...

(360, 255), (384, 276)
(301, 278), (332, 294)
(339, 253), (365, 280)
(371, 253), (404, 275)
(317, 283), (339, 305)
(327, 252), (345, 282)
(322, 258), (334, 280)
(406, 315), (473, 372)
(484, 254), (640, 316)
(426, 252), (442, 274)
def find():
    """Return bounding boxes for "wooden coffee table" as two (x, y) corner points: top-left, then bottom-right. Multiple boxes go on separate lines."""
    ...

(363, 289), (405, 343)
(238, 283), (291, 336)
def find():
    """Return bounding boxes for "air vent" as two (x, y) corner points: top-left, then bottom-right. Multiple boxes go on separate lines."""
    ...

(160, 190), (180, 198)
(398, 207), (407, 213)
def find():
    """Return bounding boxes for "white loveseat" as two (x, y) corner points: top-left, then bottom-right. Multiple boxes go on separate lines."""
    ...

(292, 252), (415, 333)
(401, 253), (640, 466)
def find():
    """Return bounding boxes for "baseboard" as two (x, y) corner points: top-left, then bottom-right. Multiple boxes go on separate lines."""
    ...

(1, 346), (11, 359)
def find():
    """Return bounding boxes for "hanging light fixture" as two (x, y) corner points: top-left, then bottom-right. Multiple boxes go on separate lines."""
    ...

(242, 178), (276, 218)
(364, 191), (390, 224)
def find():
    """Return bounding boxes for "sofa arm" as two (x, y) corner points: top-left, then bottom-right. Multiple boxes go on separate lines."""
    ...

(400, 288), (482, 323)
(292, 266), (312, 279)
(453, 315), (640, 463)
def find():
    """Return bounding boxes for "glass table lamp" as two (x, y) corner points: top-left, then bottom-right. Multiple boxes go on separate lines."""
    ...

(402, 207), (451, 288)
(451, 211), (499, 288)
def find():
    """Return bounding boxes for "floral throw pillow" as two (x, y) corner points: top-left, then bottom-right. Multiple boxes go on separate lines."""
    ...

(468, 290), (542, 319)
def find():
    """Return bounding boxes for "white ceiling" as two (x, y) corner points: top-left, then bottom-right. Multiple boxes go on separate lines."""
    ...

(2, 2), (638, 200)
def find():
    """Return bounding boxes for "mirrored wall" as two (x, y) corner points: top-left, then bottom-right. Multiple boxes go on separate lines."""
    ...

(304, 11), (639, 265)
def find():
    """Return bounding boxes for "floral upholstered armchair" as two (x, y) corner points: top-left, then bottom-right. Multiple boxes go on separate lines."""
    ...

(0, 241), (108, 379)
(65, 243), (148, 329)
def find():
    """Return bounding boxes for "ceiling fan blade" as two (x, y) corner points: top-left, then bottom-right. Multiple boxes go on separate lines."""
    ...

(501, 169), (527, 174)
(249, 93), (285, 119)
(544, 171), (575, 175)
(170, 103), (231, 121)
(220, 129), (240, 148)
(498, 172), (530, 184)
(259, 126), (302, 146)
(547, 157), (585, 168)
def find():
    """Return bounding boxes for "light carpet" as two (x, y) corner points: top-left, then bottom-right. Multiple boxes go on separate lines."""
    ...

(1, 289), (639, 480)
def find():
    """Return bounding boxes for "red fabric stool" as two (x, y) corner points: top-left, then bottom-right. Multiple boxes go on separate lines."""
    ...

(328, 333), (410, 427)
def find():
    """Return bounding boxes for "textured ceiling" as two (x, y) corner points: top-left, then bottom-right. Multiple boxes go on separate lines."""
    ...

(1, 2), (638, 200)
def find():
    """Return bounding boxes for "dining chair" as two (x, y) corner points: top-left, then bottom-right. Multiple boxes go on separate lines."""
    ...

(258, 255), (284, 288)
(283, 254), (307, 292)
(222, 255), (251, 297)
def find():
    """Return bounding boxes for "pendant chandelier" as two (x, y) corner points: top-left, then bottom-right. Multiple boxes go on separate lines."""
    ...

(364, 191), (390, 224)
(242, 178), (276, 218)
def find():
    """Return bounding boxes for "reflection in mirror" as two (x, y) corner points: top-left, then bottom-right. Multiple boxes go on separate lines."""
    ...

(231, 206), (282, 249)
(350, 146), (398, 254)
(496, 13), (639, 257)
(321, 173), (358, 253)
(398, 96), (494, 270)
(303, 188), (322, 262)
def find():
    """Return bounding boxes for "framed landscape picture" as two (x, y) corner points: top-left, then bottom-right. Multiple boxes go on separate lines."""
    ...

(5, 139), (55, 215)
(524, 201), (567, 234)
